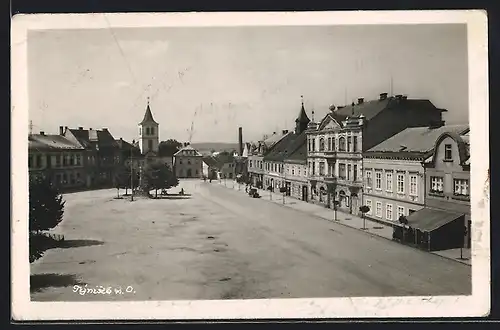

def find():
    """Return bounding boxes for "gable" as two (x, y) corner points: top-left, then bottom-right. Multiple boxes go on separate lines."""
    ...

(318, 114), (341, 131)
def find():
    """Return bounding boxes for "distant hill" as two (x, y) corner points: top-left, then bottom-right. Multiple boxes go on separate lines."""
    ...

(190, 142), (239, 154)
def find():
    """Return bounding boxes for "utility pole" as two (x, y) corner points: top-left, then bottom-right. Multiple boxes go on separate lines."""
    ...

(130, 146), (134, 201)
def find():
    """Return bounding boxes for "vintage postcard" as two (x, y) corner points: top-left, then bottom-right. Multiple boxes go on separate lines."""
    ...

(11, 10), (489, 320)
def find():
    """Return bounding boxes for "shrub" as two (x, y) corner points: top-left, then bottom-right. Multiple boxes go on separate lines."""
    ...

(29, 174), (65, 262)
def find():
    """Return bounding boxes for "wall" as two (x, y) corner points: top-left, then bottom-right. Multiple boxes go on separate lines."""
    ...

(174, 156), (202, 178)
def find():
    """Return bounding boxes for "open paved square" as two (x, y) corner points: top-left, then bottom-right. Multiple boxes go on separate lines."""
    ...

(30, 179), (471, 301)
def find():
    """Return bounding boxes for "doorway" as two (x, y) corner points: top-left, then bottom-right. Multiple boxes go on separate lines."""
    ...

(302, 185), (308, 201)
(187, 168), (192, 177)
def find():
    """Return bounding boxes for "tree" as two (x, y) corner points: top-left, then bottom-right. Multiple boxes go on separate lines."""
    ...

(158, 139), (183, 157)
(29, 174), (65, 233)
(359, 205), (370, 230)
(29, 174), (65, 262)
(142, 163), (179, 198)
(114, 165), (130, 198)
(399, 215), (409, 243)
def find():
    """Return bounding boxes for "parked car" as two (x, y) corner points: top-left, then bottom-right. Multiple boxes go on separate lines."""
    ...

(248, 188), (260, 198)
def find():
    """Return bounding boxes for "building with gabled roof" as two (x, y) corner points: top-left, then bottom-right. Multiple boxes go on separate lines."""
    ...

(28, 132), (87, 191)
(61, 125), (120, 188)
(174, 144), (203, 178)
(260, 97), (311, 193)
(363, 124), (469, 228)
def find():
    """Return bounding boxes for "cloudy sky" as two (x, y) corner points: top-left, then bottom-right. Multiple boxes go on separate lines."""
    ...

(28, 24), (468, 143)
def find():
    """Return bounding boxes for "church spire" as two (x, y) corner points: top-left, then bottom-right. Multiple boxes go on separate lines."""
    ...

(139, 97), (158, 125)
(295, 95), (311, 135)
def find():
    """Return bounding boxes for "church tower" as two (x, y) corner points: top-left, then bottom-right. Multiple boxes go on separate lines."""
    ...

(138, 98), (159, 155)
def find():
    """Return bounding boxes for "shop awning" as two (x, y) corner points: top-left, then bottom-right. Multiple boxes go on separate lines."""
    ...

(405, 207), (464, 232)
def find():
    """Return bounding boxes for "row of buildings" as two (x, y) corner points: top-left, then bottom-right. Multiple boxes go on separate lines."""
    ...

(246, 93), (471, 251)
(28, 101), (207, 191)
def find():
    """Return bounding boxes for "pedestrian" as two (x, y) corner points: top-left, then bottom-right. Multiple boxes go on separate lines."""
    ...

(180, 188), (184, 195)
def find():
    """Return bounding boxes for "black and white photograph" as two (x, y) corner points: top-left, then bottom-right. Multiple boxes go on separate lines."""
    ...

(11, 11), (489, 320)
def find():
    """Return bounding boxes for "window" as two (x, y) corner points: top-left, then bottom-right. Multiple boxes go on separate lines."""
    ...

(430, 176), (444, 193)
(339, 137), (346, 151)
(292, 167), (295, 176)
(308, 139), (311, 152)
(312, 162), (316, 175)
(319, 162), (325, 176)
(347, 164), (351, 180)
(366, 170), (372, 188)
(397, 206), (405, 218)
(454, 179), (469, 196)
(332, 138), (336, 151)
(339, 164), (346, 180)
(28, 155), (33, 168)
(188, 159), (191, 165)
(375, 171), (382, 190)
(386, 203), (393, 221)
(151, 127), (155, 135)
(409, 175), (418, 196)
(148, 140), (153, 150)
(353, 136), (358, 152)
(397, 173), (405, 194)
(386, 172), (393, 192)
(312, 139), (316, 151)
(347, 137), (352, 152)
(327, 137), (332, 150)
(319, 138), (325, 151)
(444, 144), (452, 160)
(179, 159), (183, 165)
(375, 202), (382, 218)
(366, 200), (372, 215)
(146, 127), (150, 135)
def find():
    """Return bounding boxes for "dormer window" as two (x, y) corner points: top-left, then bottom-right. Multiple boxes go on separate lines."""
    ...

(444, 144), (452, 161)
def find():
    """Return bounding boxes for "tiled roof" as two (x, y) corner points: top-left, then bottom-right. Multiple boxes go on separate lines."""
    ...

(202, 156), (219, 168)
(263, 132), (305, 162)
(29, 134), (84, 151)
(115, 139), (142, 157)
(332, 97), (444, 122)
(366, 124), (469, 154)
(69, 128), (119, 149)
(174, 145), (202, 157)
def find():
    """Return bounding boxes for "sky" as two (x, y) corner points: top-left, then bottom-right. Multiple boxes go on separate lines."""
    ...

(28, 24), (468, 143)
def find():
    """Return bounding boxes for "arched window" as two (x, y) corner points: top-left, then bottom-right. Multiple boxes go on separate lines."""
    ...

(339, 137), (346, 151)
(327, 137), (332, 150)
(332, 138), (336, 151)
(319, 138), (325, 151)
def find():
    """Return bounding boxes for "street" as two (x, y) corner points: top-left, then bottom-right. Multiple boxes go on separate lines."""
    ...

(30, 179), (471, 301)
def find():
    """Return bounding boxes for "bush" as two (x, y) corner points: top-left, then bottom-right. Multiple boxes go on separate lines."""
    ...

(29, 174), (65, 262)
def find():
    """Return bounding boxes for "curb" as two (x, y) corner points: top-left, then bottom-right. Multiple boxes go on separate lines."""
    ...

(216, 183), (472, 267)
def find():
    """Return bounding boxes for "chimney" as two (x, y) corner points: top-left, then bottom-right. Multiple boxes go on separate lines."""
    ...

(379, 93), (388, 100)
(282, 129), (288, 135)
(102, 128), (108, 132)
(402, 95), (408, 100)
(238, 127), (243, 157)
(357, 97), (364, 105)
(273, 131), (276, 135)
(78, 126), (83, 130)
(40, 131), (45, 135)
(395, 94), (403, 100)
(59, 126), (64, 135)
